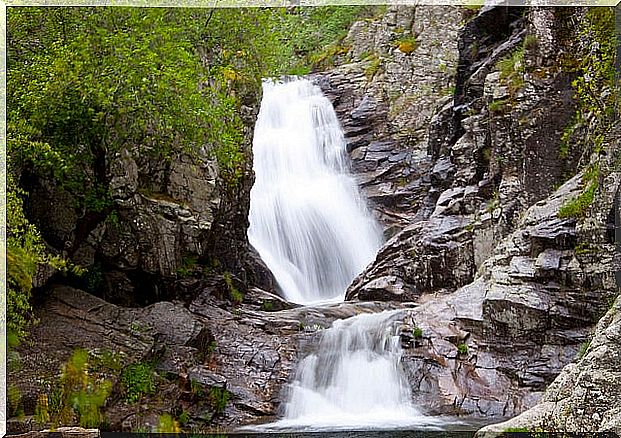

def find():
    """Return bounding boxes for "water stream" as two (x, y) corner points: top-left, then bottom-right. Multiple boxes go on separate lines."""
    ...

(246, 78), (450, 432)
(247, 78), (383, 305)
(269, 310), (447, 432)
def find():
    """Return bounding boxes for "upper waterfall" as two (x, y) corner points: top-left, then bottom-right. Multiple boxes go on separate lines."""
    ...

(248, 78), (383, 305)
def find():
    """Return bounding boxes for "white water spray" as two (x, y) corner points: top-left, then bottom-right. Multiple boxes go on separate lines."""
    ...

(257, 311), (445, 431)
(248, 78), (383, 305)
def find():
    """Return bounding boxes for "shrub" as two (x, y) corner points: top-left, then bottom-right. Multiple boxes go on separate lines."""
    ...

(223, 271), (243, 304)
(208, 387), (230, 415)
(496, 48), (525, 95)
(45, 349), (112, 428)
(413, 327), (423, 339)
(577, 341), (591, 360)
(489, 98), (510, 113)
(457, 343), (469, 355)
(558, 164), (599, 219)
(121, 362), (156, 403)
(157, 414), (180, 433)
(364, 53), (381, 80)
(8, 385), (24, 419)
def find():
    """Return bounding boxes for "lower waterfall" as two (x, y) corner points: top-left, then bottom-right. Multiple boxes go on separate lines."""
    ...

(247, 78), (383, 305)
(279, 311), (442, 430)
(253, 311), (446, 432)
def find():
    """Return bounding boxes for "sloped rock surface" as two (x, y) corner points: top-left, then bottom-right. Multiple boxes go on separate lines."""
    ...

(395, 173), (619, 418)
(314, 6), (462, 234)
(477, 295), (621, 435)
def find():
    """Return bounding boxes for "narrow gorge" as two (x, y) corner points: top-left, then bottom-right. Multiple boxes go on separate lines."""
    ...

(6, 4), (620, 437)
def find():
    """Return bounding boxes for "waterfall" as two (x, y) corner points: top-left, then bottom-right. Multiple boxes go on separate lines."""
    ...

(248, 78), (383, 305)
(259, 311), (445, 431)
(245, 79), (446, 433)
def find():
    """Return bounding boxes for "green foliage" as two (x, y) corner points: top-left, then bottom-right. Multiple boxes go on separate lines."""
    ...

(208, 387), (230, 415)
(558, 164), (599, 219)
(8, 385), (24, 419)
(503, 427), (529, 433)
(261, 301), (275, 311)
(309, 43), (350, 71)
(559, 113), (582, 159)
(522, 34), (538, 51)
(577, 340), (591, 360)
(364, 53), (381, 80)
(413, 327), (423, 339)
(280, 6), (379, 73)
(7, 7), (315, 203)
(73, 381), (113, 428)
(463, 4), (483, 11)
(177, 254), (199, 278)
(575, 242), (595, 255)
(558, 182), (597, 218)
(84, 262), (105, 295)
(496, 47), (525, 95)
(558, 8), (615, 202)
(34, 394), (51, 425)
(121, 362), (156, 403)
(489, 98), (510, 113)
(46, 349), (112, 428)
(190, 379), (206, 397)
(457, 343), (469, 355)
(223, 271), (243, 304)
(157, 414), (181, 433)
(6, 171), (79, 343)
(571, 8), (616, 120)
(178, 410), (191, 426)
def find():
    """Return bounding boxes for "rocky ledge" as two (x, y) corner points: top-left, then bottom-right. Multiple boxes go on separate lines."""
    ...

(10, 285), (401, 433)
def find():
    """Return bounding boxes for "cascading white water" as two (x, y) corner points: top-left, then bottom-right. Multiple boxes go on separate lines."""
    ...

(245, 78), (448, 433)
(248, 78), (383, 305)
(260, 311), (445, 431)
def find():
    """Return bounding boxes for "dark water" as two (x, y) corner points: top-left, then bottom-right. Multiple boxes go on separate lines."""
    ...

(101, 418), (493, 438)
(210, 432), (476, 437)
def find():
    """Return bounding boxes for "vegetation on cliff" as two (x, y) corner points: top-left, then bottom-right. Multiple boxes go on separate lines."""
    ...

(7, 6), (373, 344)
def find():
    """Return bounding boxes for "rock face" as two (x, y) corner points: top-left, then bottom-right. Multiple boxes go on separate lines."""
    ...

(477, 294), (621, 434)
(398, 171), (618, 418)
(314, 6), (462, 235)
(23, 95), (273, 305)
(322, 4), (619, 422)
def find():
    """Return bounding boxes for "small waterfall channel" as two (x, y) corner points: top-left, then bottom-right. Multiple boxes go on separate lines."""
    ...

(247, 78), (441, 432)
(271, 310), (445, 431)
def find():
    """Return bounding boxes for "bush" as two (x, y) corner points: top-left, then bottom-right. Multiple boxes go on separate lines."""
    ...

(457, 343), (469, 355)
(208, 387), (230, 415)
(157, 414), (180, 433)
(121, 362), (156, 403)
(394, 36), (417, 54)
(558, 164), (599, 219)
(364, 53), (381, 80)
(577, 341), (591, 360)
(6, 171), (75, 343)
(44, 349), (112, 428)
(223, 271), (244, 304)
